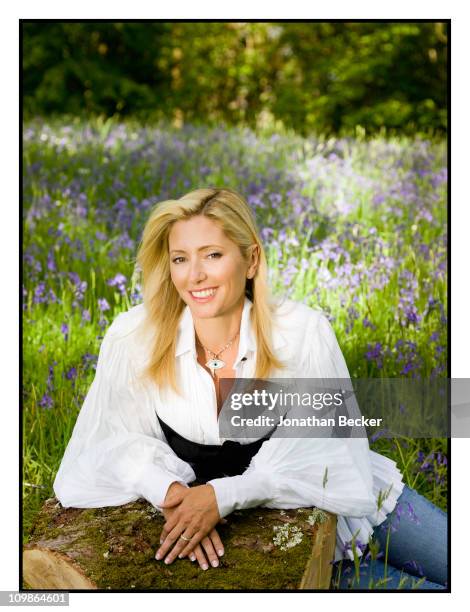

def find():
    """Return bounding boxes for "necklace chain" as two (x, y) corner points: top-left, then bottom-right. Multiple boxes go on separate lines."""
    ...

(196, 330), (239, 360)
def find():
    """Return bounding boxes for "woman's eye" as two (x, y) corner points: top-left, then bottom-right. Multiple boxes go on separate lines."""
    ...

(172, 253), (221, 264)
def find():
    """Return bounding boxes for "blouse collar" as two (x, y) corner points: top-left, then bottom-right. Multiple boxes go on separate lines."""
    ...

(175, 296), (286, 367)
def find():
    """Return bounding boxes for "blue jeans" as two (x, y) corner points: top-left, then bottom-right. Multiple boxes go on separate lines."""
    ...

(331, 485), (448, 590)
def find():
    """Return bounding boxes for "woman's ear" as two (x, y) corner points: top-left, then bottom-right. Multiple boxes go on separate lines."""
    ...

(246, 245), (260, 279)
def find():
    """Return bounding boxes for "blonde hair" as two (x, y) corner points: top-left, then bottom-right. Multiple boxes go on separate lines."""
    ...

(135, 187), (285, 395)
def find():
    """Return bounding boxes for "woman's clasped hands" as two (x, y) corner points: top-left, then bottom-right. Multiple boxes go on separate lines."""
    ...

(155, 481), (226, 570)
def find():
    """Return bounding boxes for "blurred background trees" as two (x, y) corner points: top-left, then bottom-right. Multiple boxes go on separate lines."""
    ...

(23, 21), (447, 137)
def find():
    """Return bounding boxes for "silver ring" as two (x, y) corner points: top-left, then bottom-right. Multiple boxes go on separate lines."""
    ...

(180, 534), (192, 542)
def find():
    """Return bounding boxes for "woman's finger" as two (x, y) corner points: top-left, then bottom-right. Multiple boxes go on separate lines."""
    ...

(200, 535), (219, 568)
(159, 523), (170, 544)
(209, 528), (224, 557)
(178, 527), (205, 559)
(193, 543), (209, 571)
(156, 522), (188, 561)
(164, 528), (199, 564)
(159, 489), (186, 508)
(159, 508), (183, 543)
(162, 514), (180, 536)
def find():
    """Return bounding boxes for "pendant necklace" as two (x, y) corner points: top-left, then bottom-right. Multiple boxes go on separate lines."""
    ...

(196, 331), (240, 378)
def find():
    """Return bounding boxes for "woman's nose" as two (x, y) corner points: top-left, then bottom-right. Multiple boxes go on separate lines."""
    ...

(188, 260), (207, 283)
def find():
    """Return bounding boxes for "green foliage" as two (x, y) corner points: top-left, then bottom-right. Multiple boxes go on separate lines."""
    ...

(23, 22), (447, 136)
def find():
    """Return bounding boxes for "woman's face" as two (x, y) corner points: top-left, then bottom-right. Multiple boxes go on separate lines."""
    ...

(168, 215), (258, 320)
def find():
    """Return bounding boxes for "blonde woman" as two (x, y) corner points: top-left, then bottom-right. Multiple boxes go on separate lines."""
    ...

(53, 188), (447, 589)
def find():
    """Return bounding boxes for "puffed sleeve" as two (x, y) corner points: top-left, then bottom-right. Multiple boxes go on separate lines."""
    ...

(208, 311), (377, 519)
(53, 312), (196, 509)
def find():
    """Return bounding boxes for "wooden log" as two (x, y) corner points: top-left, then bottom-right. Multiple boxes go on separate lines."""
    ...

(23, 498), (337, 590)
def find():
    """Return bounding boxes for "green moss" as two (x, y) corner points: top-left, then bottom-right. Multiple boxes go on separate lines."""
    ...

(27, 499), (322, 590)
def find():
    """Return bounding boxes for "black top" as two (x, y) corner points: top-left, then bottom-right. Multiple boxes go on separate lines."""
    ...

(157, 415), (272, 483)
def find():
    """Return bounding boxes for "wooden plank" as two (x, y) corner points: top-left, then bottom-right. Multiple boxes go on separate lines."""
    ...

(300, 513), (337, 589)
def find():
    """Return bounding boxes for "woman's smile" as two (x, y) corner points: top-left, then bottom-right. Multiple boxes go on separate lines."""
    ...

(189, 287), (218, 302)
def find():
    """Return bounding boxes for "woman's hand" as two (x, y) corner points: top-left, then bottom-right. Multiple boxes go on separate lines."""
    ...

(182, 529), (225, 570)
(156, 483), (221, 566)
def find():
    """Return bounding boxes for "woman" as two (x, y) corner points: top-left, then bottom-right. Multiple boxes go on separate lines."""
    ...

(53, 188), (447, 589)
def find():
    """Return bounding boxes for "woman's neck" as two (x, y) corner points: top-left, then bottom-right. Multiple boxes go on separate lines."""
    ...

(193, 299), (244, 354)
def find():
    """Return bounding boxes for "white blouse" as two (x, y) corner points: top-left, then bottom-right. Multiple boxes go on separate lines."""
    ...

(53, 296), (404, 563)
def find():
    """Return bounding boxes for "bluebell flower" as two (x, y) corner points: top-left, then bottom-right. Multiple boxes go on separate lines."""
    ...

(39, 393), (53, 409)
(98, 298), (110, 312)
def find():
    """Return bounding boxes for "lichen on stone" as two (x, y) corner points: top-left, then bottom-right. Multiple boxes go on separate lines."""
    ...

(272, 524), (304, 551)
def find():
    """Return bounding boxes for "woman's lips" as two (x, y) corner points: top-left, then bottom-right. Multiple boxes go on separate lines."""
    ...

(188, 287), (218, 303)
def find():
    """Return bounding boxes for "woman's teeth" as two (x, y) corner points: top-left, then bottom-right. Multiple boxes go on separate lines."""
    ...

(191, 288), (216, 298)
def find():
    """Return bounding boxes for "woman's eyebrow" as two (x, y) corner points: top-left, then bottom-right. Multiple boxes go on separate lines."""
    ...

(170, 245), (224, 254)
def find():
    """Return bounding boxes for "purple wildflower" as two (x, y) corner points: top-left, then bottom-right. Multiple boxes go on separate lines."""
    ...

(33, 282), (47, 304)
(65, 367), (77, 381)
(400, 361), (414, 375)
(81, 352), (98, 371)
(365, 342), (384, 369)
(260, 227), (274, 242)
(107, 273), (127, 296)
(405, 307), (420, 325)
(373, 193), (385, 206)
(48, 289), (58, 304)
(47, 251), (56, 272)
(25, 253), (42, 274)
(61, 323), (69, 340)
(39, 393), (53, 409)
(282, 258), (298, 287)
(370, 428), (390, 442)
(356, 540), (367, 553)
(46, 364), (55, 390)
(69, 272), (87, 304)
(76, 193), (88, 218)
(69, 272), (80, 285)
(98, 298), (110, 312)
(366, 342), (382, 359)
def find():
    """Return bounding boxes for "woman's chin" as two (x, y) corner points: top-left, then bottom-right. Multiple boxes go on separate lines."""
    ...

(189, 301), (220, 318)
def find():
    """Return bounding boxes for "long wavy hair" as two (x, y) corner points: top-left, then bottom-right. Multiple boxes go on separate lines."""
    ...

(135, 187), (285, 395)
